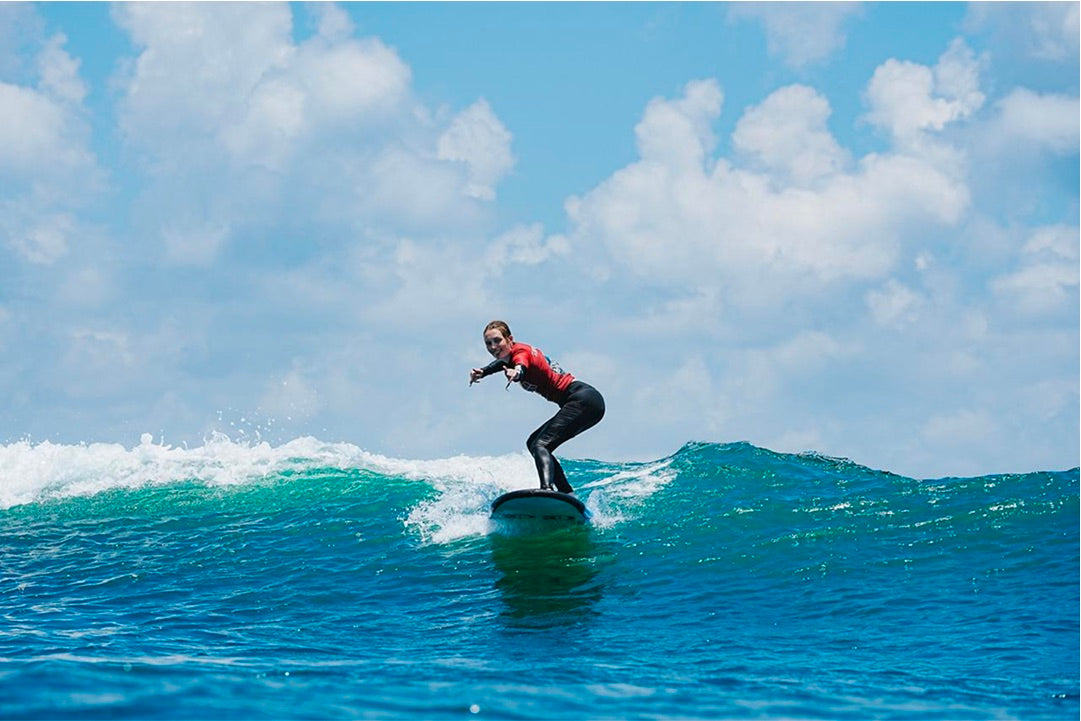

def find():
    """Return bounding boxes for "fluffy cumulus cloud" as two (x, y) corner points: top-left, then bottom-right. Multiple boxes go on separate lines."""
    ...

(556, 32), (1076, 475)
(634, 78), (723, 170)
(484, 223), (569, 274)
(863, 39), (985, 144)
(985, 88), (1080, 154)
(966, 1), (1080, 64)
(2, 3), (523, 452)
(0, 30), (100, 266)
(729, 2), (864, 68)
(865, 279), (927, 330)
(564, 44), (979, 301)
(990, 225), (1080, 314)
(113, 3), (295, 159)
(437, 99), (515, 201)
(732, 84), (850, 186)
(111, 2), (511, 266)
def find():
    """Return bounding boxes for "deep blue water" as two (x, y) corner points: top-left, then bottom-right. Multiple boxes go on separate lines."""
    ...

(1, 437), (1077, 719)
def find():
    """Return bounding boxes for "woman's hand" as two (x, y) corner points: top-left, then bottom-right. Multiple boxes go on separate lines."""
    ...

(469, 368), (484, 385)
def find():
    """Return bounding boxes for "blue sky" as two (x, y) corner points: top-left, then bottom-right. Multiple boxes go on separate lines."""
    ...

(2, 2), (1078, 478)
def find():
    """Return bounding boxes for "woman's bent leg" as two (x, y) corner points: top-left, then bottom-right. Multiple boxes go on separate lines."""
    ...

(527, 425), (566, 491)
(525, 384), (605, 494)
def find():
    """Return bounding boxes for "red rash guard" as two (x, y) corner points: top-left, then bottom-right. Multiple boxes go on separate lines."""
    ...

(484, 342), (575, 404)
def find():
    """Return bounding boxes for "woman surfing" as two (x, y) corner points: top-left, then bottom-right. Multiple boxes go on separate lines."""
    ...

(469, 320), (605, 494)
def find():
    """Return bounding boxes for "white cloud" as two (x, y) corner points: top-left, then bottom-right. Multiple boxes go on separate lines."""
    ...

(162, 222), (231, 267)
(613, 288), (724, 337)
(732, 84), (849, 186)
(62, 330), (137, 396)
(259, 368), (322, 422)
(635, 78), (722, 170)
(57, 266), (112, 308)
(992, 262), (1079, 313)
(9, 213), (74, 265)
(484, 223), (568, 272)
(672, 330), (860, 456)
(313, 2), (355, 43)
(112, 2), (510, 266)
(1022, 224), (1081, 260)
(218, 35), (412, 173)
(113, 2), (295, 154)
(564, 76), (969, 297)
(0, 30), (99, 266)
(437, 99), (515, 200)
(37, 33), (86, 104)
(863, 39), (984, 144)
(1018, 377), (1077, 424)
(1026, 2), (1081, 60)
(966, 2), (1080, 63)
(0, 84), (54, 165)
(990, 225), (1080, 313)
(921, 408), (1000, 451)
(729, 2), (864, 68)
(290, 37), (412, 127)
(760, 330), (854, 372)
(769, 428), (827, 455)
(113, 1), (414, 170)
(547, 34), (1078, 476)
(866, 279), (927, 329)
(220, 77), (306, 172)
(0, 78), (89, 177)
(632, 354), (719, 429)
(989, 88), (1080, 154)
(358, 146), (476, 231)
(357, 237), (492, 332)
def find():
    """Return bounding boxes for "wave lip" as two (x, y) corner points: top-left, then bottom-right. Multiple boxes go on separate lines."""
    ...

(0, 433), (380, 511)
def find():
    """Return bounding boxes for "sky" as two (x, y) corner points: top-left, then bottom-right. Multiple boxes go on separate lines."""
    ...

(1, 1), (1078, 479)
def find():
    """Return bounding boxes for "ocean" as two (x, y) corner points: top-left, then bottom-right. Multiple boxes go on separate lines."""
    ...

(1, 435), (1077, 720)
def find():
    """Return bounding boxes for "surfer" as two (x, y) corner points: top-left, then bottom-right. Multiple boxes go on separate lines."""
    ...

(469, 320), (605, 495)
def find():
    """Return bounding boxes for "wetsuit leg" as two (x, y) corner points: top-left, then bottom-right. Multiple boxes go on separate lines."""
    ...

(526, 382), (605, 493)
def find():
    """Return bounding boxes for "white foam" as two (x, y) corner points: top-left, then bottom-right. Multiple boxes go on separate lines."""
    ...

(405, 456), (682, 542)
(0, 433), (399, 511)
(0, 434), (546, 534)
(578, 459), (677, 529)
(0, 435), (676, 544)
(402, 451), (537, 544)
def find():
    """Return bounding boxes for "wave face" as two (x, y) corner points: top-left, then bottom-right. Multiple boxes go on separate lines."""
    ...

(1, 437), (1077, 719)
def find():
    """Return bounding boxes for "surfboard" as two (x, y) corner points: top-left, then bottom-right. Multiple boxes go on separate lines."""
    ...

(490, 489), (590, 526)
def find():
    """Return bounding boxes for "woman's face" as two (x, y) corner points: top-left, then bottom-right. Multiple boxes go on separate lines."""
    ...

(484, 328), (512, 359)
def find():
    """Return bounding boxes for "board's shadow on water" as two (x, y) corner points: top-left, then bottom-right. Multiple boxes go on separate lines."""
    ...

(487, 525), (605, 628)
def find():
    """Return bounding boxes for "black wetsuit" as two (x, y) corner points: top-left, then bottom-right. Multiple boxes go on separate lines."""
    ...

(526, 380), (605, 493)
(478, 348), (605, 493)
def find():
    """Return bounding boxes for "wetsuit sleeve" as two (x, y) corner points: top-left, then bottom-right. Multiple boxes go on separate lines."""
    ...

(478, 357), (510, 378)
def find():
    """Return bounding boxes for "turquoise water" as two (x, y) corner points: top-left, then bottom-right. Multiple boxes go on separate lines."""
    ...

(1, 437), (1077, 719)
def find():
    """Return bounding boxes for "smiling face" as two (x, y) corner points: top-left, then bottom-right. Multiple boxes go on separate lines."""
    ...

(483, 327), (513, 359)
